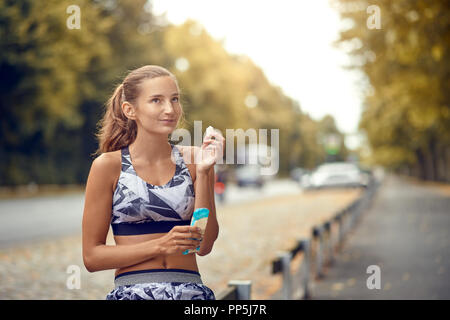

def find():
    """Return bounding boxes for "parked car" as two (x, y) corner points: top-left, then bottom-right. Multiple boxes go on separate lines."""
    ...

(290, 167), (307, 183)
(300, 172), (313, 189)
(308, 162), (369, 189)
(235, 164), (264, 188)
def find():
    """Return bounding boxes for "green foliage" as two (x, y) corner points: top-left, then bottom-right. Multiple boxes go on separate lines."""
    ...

(0, 1), (346, 185)
(332, 0), (450, 180)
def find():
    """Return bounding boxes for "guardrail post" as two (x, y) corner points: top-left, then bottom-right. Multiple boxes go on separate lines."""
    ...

(348, 202), (356, 229)
(301, 238), (311, 299)
(278, 251), (293, 300)
(228, 280), (252, 300)
(343, 208), (350, 235)
(312, 225), (324, 279)
(353, 198), (362, 223)
(336, 212), (343, 249)
(324, 221), (334, 266)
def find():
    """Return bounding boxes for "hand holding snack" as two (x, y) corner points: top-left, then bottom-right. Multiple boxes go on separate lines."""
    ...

(182, 208), (210, 255)
(158, 225), (203, 256)
(196, 126), (225, 173)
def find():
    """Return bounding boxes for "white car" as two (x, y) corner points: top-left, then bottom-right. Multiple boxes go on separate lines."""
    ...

(308, 162), (369, 189)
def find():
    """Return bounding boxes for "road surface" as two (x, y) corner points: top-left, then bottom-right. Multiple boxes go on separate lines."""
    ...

(312, 175), (450, 299)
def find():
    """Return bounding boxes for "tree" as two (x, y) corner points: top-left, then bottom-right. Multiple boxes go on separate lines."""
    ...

(332, 0), (450, 181)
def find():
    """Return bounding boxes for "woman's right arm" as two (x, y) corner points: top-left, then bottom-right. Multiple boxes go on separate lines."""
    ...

(82, 154), (201, 272)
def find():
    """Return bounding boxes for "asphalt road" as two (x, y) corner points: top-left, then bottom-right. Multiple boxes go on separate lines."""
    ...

(311, 175), (450, 299)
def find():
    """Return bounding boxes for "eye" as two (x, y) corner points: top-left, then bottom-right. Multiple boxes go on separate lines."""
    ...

(151, 98), (160, 103)
(172, 96), (179, 102)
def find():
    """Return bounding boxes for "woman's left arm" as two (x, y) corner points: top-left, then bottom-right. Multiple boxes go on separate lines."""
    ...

(194, 165), (219, 256)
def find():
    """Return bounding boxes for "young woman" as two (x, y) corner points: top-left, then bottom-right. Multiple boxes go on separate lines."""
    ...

(82, 65), (224, 300)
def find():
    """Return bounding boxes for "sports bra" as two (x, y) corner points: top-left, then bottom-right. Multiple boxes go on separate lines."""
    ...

(110, 143), (195, 236)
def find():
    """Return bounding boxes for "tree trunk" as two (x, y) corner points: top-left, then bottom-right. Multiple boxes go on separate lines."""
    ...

(429, 136), (439, 181)
(442, 146), (450, 182)
(415, 148), (427, 180)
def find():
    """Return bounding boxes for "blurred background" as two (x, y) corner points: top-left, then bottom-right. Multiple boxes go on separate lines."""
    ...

(0, 0), (449, 299)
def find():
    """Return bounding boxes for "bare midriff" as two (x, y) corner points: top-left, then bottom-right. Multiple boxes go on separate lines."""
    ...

(113, 233), (199, 278)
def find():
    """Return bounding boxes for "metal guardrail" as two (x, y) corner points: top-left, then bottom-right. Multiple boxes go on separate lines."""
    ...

(216, 280), (252, 300)
(270, 178), (379, 300)
(271, 238), (312, 300)
(217, 178), (379, 300)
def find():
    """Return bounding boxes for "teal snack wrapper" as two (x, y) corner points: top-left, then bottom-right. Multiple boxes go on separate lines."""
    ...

(182, 208), (209, 255)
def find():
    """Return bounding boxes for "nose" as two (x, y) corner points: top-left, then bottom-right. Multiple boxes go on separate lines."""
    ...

(162, 99), (176, 115)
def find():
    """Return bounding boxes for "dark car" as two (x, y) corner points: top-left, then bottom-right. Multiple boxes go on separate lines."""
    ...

(235, 164), (264, 188)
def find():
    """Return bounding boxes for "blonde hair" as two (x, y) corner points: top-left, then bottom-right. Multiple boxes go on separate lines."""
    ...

(92, 65), (184, 157)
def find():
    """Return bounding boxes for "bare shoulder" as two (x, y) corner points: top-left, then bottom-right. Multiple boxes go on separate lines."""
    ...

(92, 149), (121, 170)
(90, 149), (122, 190)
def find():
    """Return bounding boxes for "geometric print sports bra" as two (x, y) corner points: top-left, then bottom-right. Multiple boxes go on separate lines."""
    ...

(110, 143), (195, 236)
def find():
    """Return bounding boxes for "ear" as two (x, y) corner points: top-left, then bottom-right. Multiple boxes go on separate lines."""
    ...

(122, 101), (137, 120)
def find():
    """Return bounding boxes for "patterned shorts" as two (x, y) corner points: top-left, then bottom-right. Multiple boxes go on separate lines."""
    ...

(105, 269), (215, 300)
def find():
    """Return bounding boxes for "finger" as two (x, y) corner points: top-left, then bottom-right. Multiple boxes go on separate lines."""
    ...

(186, 231), (202, 240)
(188, 233), (203, 240)
(202, 139), (218, 146)
(204, 145), (216, 153)
(202, 141), (214, 148)
(174, 225), (200, 233)
(172, 225), (190, 232)
(203, 140), (221, 148)
(184, 239), (201, 246)
(173, 232), (188, 240)
(201, 142), (215, 152)
(175, 239), (201, 248)
(208, 141), (223, 151)
(186, 229), (202, 236)
(204, 141), (223, 156)
(176, 245), (199, 252)
(205, 138), (222, 145)
(189, 226), (202, 233)
(174, 231), (202, 240)
(205, 132), (224, 142)
(204, 130), (224, 142)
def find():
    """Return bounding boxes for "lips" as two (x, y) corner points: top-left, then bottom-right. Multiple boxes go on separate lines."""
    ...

(160, 119), (175, 124)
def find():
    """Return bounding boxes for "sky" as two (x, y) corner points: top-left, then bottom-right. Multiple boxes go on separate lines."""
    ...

(150, 0), (366, 149)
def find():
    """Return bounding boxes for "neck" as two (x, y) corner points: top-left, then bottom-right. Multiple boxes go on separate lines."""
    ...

(129, 130), (172, 164)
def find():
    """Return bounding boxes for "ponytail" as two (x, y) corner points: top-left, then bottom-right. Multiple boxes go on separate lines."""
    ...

(92, 83), (137, 157)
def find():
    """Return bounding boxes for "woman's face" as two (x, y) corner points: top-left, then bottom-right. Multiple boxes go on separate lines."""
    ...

(130, 76), (182, 135)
